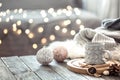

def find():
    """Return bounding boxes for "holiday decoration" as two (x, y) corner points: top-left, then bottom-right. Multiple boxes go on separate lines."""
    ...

(67, 59), (120, 77)
(36, 47), (54, 65)
(53, 46), (68, 62)
(0, 5), (83, 50)
(48, 40), (85, 59)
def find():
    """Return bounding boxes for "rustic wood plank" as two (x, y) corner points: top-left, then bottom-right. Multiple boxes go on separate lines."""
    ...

(35, 66), (65, 80)
(1, 55), (119, 80)
(19, 55), (120, 80)
(1, 56), (30, 75)
(50, 61), (89, 80)
(0, 59), (16, 80)
(1, 56), (41, 80)
(82, 75), (104, 80)
(20, 55), (65, 80)
(102, 76), (120, 80)
(20, 55), (107, 80)
(15, 71), (41, 80)
(20, 56), (40, 71)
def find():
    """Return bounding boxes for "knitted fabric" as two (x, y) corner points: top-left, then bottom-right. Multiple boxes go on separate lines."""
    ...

(74, 28), (117, 50)
(102, 18), (120, 30)
(74, 28), (96, 46)
(92, 33), (116, 49)
(110, 45), (120, 61)
(95, 27), (120, 43)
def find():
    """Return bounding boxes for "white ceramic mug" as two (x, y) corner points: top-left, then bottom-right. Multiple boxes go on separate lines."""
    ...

(84, 42), (111, 65)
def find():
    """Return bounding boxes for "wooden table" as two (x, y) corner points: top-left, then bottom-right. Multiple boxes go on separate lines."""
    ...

(0, 55), (119, 80)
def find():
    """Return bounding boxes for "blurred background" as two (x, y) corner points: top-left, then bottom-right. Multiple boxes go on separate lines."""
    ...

(0, 0), (119, 56)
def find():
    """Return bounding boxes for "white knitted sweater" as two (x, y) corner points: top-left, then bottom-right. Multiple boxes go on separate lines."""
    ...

(74, 27), (119, 50)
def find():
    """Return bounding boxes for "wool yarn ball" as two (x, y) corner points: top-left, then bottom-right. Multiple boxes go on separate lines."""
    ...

(53, 46), (68, 62)
(36, 47), (54, 65)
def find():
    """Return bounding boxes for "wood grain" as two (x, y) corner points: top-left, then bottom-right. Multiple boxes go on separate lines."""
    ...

(0, 55), (119, 80)
(15, 71), (41, 80)
(0, 59), (16, 80)
(1, 56), (41, 80)
(50, 61), (88, 80)
(1, 56), (30, 75)
(20, 55), (65, 80)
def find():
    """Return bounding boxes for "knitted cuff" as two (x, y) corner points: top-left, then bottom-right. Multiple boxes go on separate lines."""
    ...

(92, 33), (117, 50)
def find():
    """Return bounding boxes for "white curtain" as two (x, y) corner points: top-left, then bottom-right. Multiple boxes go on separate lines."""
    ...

(82, 0), (119, 19)
(99, 0), (119, 19)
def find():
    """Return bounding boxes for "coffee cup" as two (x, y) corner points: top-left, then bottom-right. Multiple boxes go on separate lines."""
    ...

(84, 42), (111, 65)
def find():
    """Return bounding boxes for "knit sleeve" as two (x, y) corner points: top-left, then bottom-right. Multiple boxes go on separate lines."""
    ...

(73, 28), (96, 46)
(92, 33), (117, 50)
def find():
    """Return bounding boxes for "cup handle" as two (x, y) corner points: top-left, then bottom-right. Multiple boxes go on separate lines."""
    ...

(103, 50), (111, 60)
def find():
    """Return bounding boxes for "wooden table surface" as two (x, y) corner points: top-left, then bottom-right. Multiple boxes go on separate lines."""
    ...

(0, 55), (119, 80)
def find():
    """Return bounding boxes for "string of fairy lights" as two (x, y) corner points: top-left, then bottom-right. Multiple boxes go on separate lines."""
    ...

(0, 2), (85, 50)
